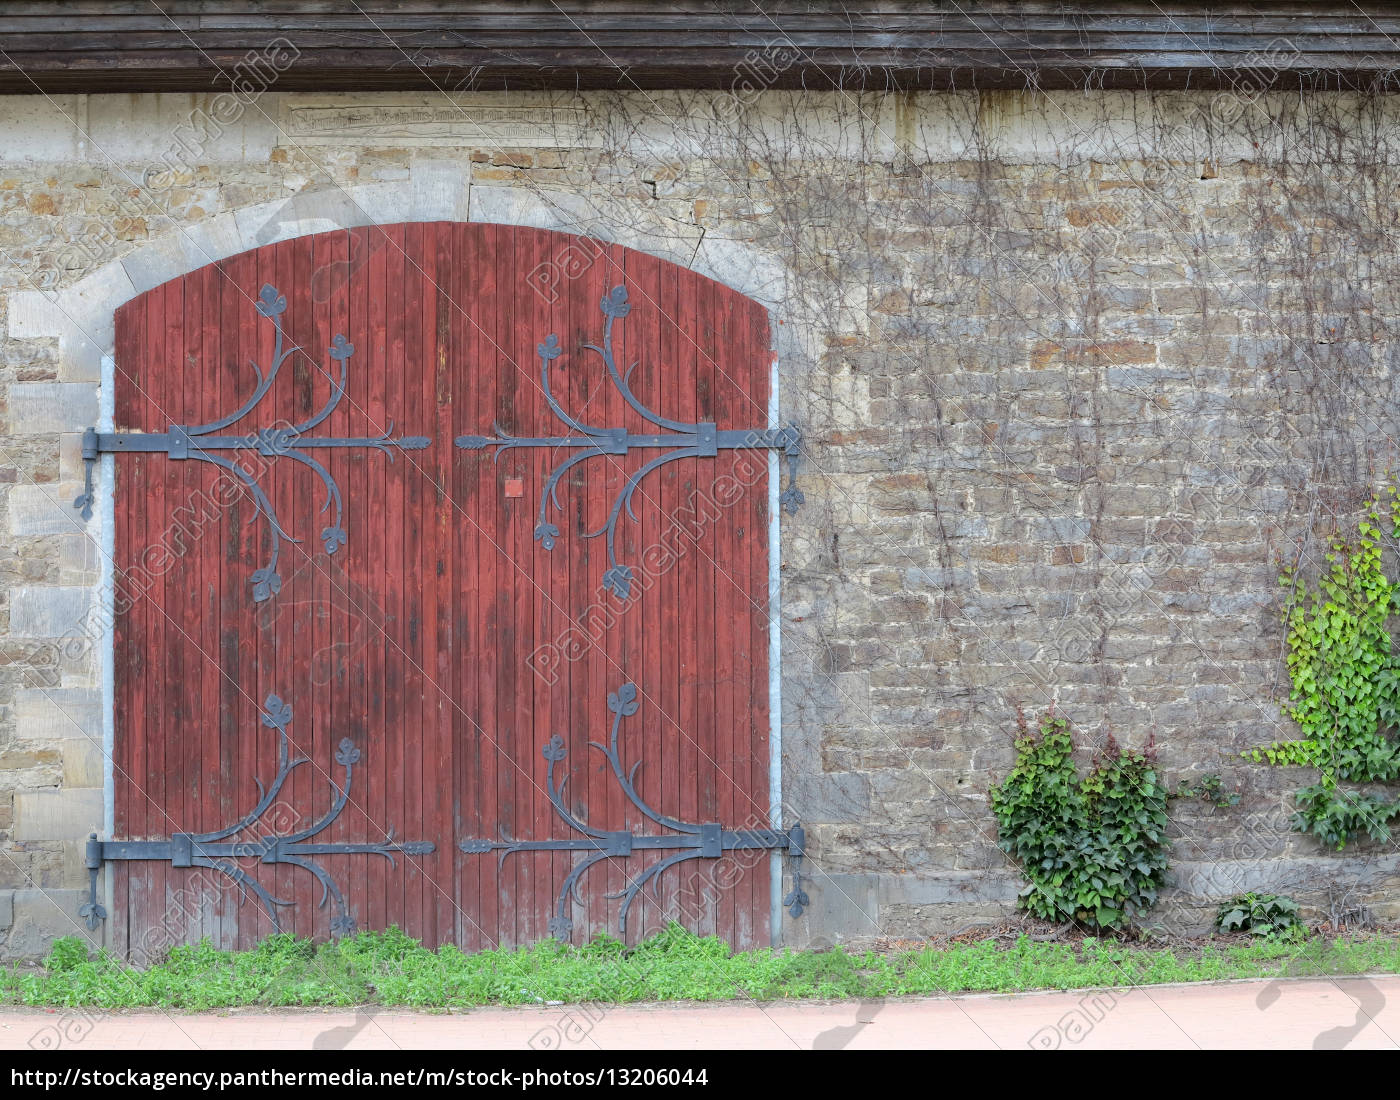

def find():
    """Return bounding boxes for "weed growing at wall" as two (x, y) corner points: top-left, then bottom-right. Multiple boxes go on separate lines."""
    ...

(1248, 490), (1400, 848)
(991, 711), (1170, 932)
(1215, 893), (1305, 940)
(1173, 773), (1241, 808)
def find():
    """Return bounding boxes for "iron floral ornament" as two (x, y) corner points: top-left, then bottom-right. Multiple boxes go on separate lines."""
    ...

(459, 682), (807, 941)
(455, 286), (804, 599)
(81, 693), (435, 937)
(74, 283), (430, 603)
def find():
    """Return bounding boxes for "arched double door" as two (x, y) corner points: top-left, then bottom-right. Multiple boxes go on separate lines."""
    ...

(95, 222), (798, 955)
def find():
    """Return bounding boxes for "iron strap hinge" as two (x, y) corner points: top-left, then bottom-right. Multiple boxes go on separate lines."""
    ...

(455, 285), (805, 600)
(81, 426), (438, 459)
(87, 833), (433, 868)
(79, 693), (434, 936)
(469, 425), (798, 459)
(459, 681), (810, 941)
(73, 283), (430, 604)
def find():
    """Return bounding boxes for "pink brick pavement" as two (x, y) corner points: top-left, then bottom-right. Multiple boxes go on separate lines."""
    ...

(1, 976), (1396, 1050)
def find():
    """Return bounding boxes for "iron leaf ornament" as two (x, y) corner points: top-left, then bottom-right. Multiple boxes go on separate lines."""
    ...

(456, 285), (804, 599)
(459, 681), (806, 941)
(74, 283), (431, 603)
(81, 692), (435, 936)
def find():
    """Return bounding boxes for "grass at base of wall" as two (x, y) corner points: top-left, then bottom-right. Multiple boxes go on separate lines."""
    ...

(5, 923), (1400, 1011)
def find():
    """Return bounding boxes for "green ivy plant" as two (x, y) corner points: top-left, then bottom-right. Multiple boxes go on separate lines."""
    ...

(991, 710), (1170, 932)
(1173, 773), (1241, 808)
(1290, 784), (1400, 849)
(1215, 893), (1306, 940)
(1248, 489), (1400, 848)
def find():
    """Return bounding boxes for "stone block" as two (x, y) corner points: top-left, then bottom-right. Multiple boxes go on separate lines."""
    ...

(121, 214), (246, 295)
(119, 234), (190, 296)
(0, 96), (82, 163)
(790, 872), (880, 946)
(878, 871), (1021, 907)
(43, 264), (134, 380)
(233, 183), (400, 249)
(86, 91), (277, 164)
(8, 586), (93, 637)
(13, 788), (103, 842)
(58, 534), (100, 583)
(58, 433), (86, 481)
(411, 158), (470, 221)
(62, 739), (104, 788)
(8, 483), (87, 536)
(903, 566), (977, 590)
(469, 183), (592, 233)
(469, 184), (704, 273)
(879, 901), (1018, 937)
(1032, 515), (1093, 542)
(0, 744), (61, 770)
(5, 383), (97, 435)
(3, 888), (100, 958)
(690, 235), (789, 310)
(0, 890), (12, 930)
(52, 839), (89, 891)
(15, 688), (101, 742)
(781, 771), (872, 824)
(172, 214), (246, 272)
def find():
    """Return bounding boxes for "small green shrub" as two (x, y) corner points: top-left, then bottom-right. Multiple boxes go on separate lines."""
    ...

(1216, 893), (1306, 940)
(43, 936), (90, 972)
(991, 710), (1170, 932)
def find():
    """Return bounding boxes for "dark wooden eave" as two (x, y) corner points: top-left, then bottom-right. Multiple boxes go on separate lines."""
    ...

(2, 2), (1400, 95)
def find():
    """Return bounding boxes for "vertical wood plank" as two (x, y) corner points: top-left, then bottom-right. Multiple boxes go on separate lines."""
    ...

(365, 223), (390, 938)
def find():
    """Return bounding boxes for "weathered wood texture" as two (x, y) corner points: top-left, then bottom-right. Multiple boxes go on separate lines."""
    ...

(111, 223), (775, 952)
(3, 2), (1400, 93)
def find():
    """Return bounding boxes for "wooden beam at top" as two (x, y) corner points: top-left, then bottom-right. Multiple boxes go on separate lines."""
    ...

(2, 2), (1400, 94)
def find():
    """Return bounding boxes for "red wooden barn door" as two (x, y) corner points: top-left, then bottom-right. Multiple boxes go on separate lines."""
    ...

(109, 223), (779, 955)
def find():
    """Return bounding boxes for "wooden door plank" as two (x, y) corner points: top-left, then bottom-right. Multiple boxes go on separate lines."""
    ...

(655, 253), (682, 939)
(111, 290), (139, 960)
(626, 245), (660, 940)
(429, 219), (455, 949)
(364, 224), (391, 939)
(180, 261), (206, 948)
(515, 225), (546, 947)
(750, 305), (775, 947)
(464, 220), (495, 952)
(148, 275), (176, 956)
(279, 236), (310, 943)
(712, 279), (742, 947)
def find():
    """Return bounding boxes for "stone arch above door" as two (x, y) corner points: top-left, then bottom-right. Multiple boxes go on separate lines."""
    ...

(7, 172), (795, 386)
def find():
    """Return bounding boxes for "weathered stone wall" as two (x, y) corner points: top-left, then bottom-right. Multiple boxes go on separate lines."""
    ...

(3, 87), (1400, 955)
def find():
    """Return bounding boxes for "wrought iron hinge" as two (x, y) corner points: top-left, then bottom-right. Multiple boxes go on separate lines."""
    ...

(459, 681), (807, 941)
(74, 284), (430, 603)
(80, 693), (434, 936)
(456, 286), (804, 599)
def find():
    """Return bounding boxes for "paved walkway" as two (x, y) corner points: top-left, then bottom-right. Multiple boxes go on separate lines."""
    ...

(2, 976), (1397, 1050)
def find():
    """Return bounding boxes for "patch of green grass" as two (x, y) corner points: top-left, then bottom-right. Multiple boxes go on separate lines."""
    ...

(5, 924), (1400, 1010)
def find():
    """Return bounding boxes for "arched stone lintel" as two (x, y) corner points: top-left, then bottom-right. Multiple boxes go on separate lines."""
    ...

(6, 164), (793, 398)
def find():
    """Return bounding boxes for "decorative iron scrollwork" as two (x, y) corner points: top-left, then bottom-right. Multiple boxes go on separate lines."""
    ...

(455, 286), (804, 599)
(81, 693), (434, 936)
(74, 283), (430, 603)
(459, 682), (806, 941)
